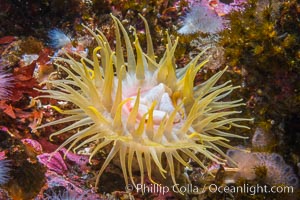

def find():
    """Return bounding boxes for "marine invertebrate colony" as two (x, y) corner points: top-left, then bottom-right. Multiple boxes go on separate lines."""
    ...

(0, 69), (13, 100)
(178, 1), (226, 34)
(37, 14), (250, 188)
(227, 150), (299, 188)
(44, 188), (85, 200)
(48, 29), (72, 49)
(0, 159), (10, 185)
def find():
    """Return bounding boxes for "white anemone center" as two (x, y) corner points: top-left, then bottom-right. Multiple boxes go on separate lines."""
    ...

(123, 83), (181, 125)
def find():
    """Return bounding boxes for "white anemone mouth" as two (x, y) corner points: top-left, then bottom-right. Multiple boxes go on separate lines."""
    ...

(123, 83), (183, 126)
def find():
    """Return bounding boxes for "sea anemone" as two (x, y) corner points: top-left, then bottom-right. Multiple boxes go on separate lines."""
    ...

(36, 14), (251, 188)
(0, 159), (11, 185)
(0, 69), (13, 100)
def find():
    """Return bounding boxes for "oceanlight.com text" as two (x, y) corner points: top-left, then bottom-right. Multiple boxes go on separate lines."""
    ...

(208, 183), (294, 195)
(125, 183), (294, 196)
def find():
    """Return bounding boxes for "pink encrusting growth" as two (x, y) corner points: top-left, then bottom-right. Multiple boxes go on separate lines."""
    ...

(36, 14), (252, 189)
(201, 0), (247, 16)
